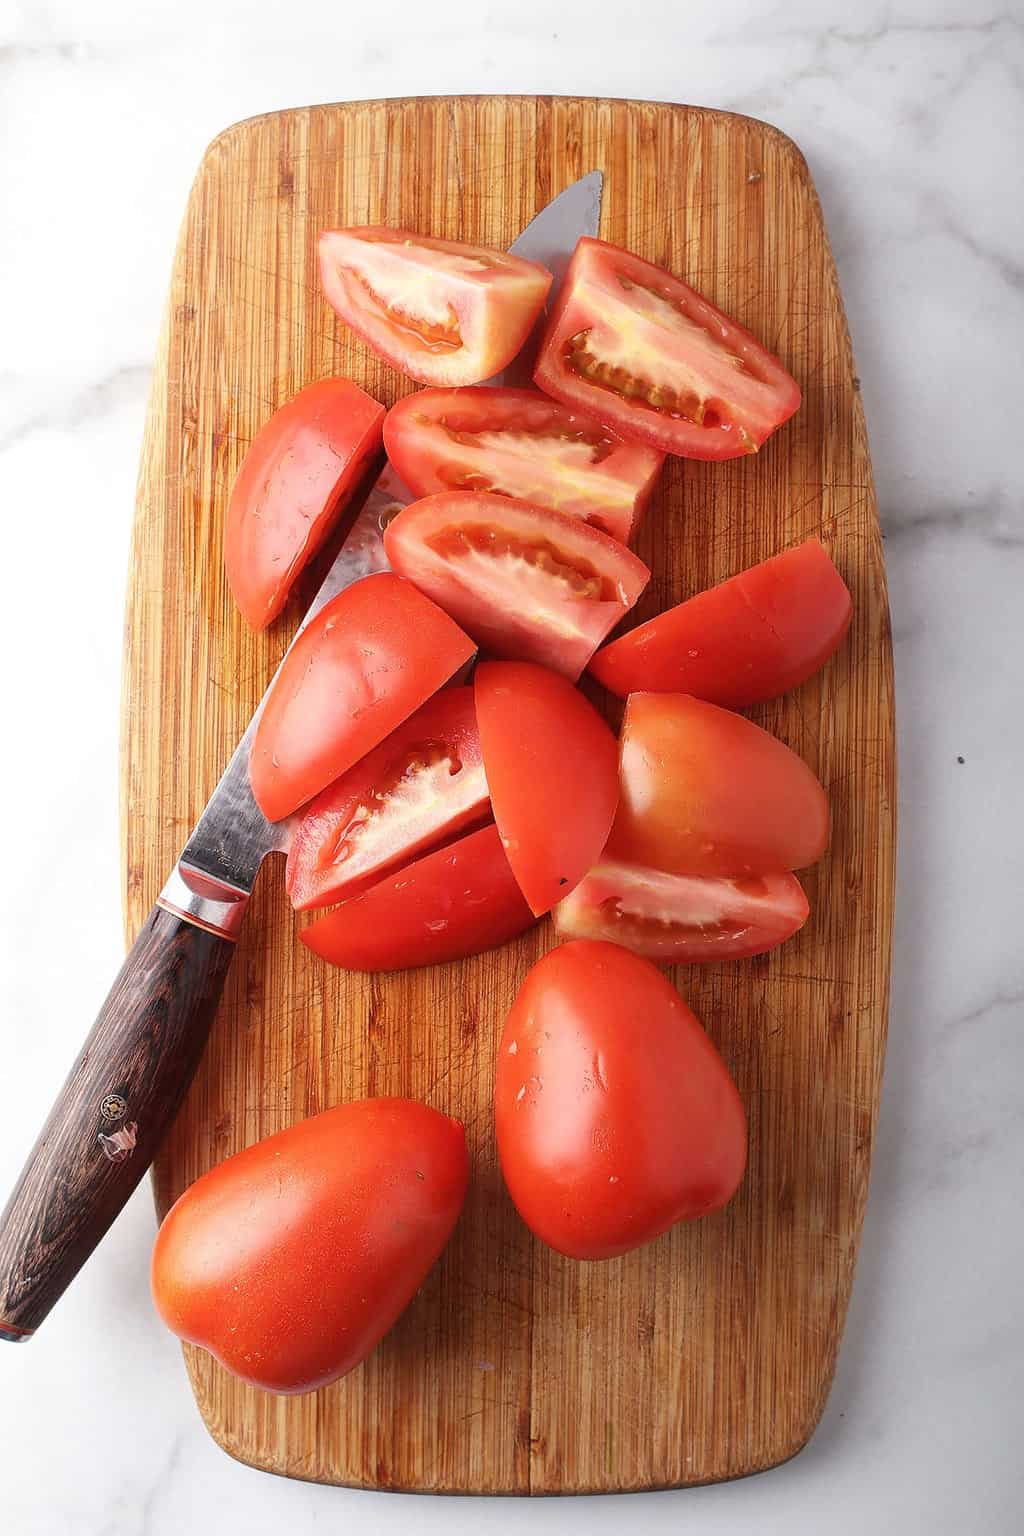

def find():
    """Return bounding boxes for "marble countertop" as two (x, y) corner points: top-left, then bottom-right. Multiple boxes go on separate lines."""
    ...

(1, 1), (1020, 1531)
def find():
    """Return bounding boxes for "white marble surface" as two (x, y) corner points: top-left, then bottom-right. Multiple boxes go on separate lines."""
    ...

(1, 0), (1021, 1530)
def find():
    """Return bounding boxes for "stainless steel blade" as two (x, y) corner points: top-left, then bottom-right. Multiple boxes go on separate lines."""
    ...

(168, 171), (604, 914)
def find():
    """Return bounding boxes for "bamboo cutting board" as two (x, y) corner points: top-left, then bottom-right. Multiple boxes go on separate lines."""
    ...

(122, 96), (895, 1494)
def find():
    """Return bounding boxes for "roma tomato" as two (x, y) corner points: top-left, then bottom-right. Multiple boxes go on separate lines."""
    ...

(286, 687), (488, 911)
(301, 824), (535, 972)
(495, 940), (747, 1259)
(474, 661), (619, 916)
(383, 386), (664, 543)
(151, 1099), (468, 1394)
(224, 377), (385, 632)
(607, 693), (829, 877)
(318, 227), (552, 387)
(553, 858), (809, 963)
(249, 573), (474, 822)
(384, 491), (650, 680)
(590, 540), (852, 706)
(534, 237), (801, 460)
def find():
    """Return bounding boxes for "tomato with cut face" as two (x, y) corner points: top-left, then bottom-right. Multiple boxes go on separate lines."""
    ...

(608, 693), (829, 877)
(590, 540), (852, 706)
(474, 661), (619, 916)
(553, 858), (809, 963)
(301, 825), (535, 972)
(534, 237), (801, 460)
(383, 386), (664, 544)
(249, 573), (475, 823)
(286, 687), (488, 911)
(318, 228), (552, 387)
(224, 377), (385, 632)
(495, 940), (747, 1260)
(384, 492), (650, 680)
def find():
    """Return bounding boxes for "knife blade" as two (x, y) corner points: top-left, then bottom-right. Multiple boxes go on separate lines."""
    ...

(0, 170), (604, 1341)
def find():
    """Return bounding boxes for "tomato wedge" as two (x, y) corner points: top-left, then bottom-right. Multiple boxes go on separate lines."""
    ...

(534, 237), (801, 459)
(383, 386), (664, 543)
(590, 540), (852, 706)
(224, 377), (384, 631)
(475, 661), (619, 916)
(301, 825), (535, 972)
(286, 687), (488, 911)
(384, 492), (650, 680)
(608, 693), (829, 876)
(553, 859), (809, 963)
(249, 573), (474, 823)
(318, 228), (552, 387)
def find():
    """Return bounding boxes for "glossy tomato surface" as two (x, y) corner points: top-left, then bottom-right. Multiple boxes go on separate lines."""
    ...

(383, 386), (664, 543)
(385, 491), (650, 680)
(607, 693), (829, 877)
(474, 661), (619, 916)
(534, 237), (801, 459)
(249, 573), (474, 822)
(553, 858), (809, 963)
(301, 824), (535, 972)
(151, 1099), (468, 1394)
(590, 540), (852, 706)
(286, 686), (488, 910)
(495, 940), (747, 1259)
(318, 227), (551, 387)
(224, 377), (385, 632)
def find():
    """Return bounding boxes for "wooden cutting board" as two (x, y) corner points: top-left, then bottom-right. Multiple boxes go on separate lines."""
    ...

(122, 95), (895, 1494)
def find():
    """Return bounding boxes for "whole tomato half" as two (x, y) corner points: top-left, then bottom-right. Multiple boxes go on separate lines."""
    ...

(151, 1099), (469, 1394)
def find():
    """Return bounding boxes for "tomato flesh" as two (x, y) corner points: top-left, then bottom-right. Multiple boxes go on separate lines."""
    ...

(249, 572), (475, 823)
(385, 491), (650, 680)
(534, 237), (801, 459)
(554, 859), (809, 963)
(318, 227), (552, 387)
(301, 824), (535, 972)
(383, 386), (664, 543)
(495, 940), (747, 1259)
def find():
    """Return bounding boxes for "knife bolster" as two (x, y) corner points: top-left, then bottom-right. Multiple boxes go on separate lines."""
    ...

(158, 861), (251, 940)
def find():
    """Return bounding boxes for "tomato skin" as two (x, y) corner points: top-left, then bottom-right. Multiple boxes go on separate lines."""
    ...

(383, 386), (664, 544)
(384, 491), (650, 681)
(318, 228), (552, 387)
(249, 573), (475, 823)
(495, 941), (747, 1259)
(475, 662), (619, 917)
(224, 378), (385, 632)
(151, 1099), (469, 1394)
(286, 687), (488, 911)
(608, 693), (829, 877)
(301, 824), (535, 971)
(590, 540), (852, 706)
(553, 859), (809, 963)
(534, 237), (801, 460)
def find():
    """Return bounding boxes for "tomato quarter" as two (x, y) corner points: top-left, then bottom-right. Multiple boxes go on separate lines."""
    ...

(534, 237), (801, 459)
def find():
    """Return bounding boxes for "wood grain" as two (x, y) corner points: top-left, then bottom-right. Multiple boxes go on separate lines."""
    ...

(122, 96), (895, 1494)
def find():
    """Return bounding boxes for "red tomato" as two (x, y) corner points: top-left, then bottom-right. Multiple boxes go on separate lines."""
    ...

(495, 940), (747, 1259)
(534, 237), (801, 460)
(590, 540), (852, 706)
(553, 858), (809, 963)
(384, 492), (650, 680)
(383, 386), (664, 544)
(318, 228), (552, 387)
(151, 1099), (468, 1394)
(286, 686), (488, 911)
(249, 573), (475, 822)
(301, 824), (535, 972)
(223, 378), (385, 632)
(608, 693), (829, 877)
(475, 661), (619, 916)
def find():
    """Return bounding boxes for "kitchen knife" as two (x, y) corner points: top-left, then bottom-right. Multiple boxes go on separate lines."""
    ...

(0, 171), (604, 1341)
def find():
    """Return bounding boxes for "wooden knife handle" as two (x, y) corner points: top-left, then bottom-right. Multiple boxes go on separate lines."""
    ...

(0, 902), (237, 1339)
